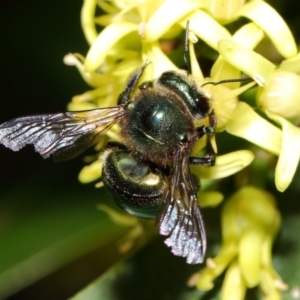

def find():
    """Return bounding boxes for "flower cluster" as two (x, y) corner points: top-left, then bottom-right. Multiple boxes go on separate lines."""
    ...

(65, 0), (300, 298)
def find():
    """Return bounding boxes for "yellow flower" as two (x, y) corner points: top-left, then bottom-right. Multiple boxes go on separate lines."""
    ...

(194, 186), (285, 300)
(220, 41), (300, 192)
(211, 0), (300, 192)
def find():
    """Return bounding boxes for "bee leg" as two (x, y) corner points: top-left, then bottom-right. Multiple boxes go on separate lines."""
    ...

(183, 21), (191, 74)
(189, 147), (215, 166)
(139, 81), (153, 90)
(208, 111), (217, 131)
(191, 128), (216, 166)
(192, 111), (217, 166)
(118, 62), (150, 105)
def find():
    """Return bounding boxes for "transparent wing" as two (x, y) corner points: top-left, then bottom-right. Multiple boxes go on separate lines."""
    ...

(157, 148), (206, 264)
(0, 106), (125, 161)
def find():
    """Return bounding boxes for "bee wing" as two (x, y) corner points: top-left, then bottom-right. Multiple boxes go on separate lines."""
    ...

(157, 148), (206, 264)
(0, 106), (125, 161)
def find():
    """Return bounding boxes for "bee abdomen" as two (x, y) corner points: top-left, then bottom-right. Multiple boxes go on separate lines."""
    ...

(102, 146), (166, 219)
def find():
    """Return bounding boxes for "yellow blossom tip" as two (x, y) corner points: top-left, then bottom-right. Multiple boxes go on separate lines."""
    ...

(274, 279), (288, 291)
(202, 0), (245, 23)
(84, 21), (138, 72)
(218, 40), (275, 81)
(222, 261), (246, 300)
(192, 150), (254, 180)
(188, 31), (198, 44)
(81, 0), (98, 45)
(252, 73), (265, 86)
(143, 0), (202, 42)
(258, 71), (300, 118)
(239, 230), (263, 287)
(138, 22), (147, 37)
(206, 258), (217, 269)
(78, 159), (103, 184)
(63, 53), (78, 66)
(95, 181), (104, 188)
(232, 22), (264, 50)
(280, 53), (300, 74)
(266, 112), (300, 192)
(226, 102), (282, 156)
(186, 272), (201, 288)
(187, 10), (231, 50)
(235, 0), (297, 58)
(199, 191), (224, 208)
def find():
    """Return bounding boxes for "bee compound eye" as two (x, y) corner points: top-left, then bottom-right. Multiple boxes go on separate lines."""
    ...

(102, 147), (166, 219)
(195, 93), (211, 117)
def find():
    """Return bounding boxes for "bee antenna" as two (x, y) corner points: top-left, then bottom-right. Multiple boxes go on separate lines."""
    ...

(183, 21), (191, 75)
(201, 77), (254, 87)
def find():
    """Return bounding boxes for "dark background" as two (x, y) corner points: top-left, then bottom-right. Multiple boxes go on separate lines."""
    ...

(0, 0), (89, 190)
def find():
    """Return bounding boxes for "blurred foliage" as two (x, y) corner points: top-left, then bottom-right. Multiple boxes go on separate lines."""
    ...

(1, 0), (300, 299)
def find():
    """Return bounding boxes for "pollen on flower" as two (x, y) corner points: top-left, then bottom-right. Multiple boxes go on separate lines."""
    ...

(63, 53), (78, 66)
(274, 279), (288, 291)
(252, 73), (265, 86)
(188, 31), (198, 44)
(186, 272), (201, 287)
(95, 181), (104, 188)
(138, 22), (147, 37)
(206, 257), (217, 269)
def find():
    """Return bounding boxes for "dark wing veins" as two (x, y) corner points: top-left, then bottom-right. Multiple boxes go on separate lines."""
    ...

(0, 106), (125, 161)
(157, 147), (206, 264)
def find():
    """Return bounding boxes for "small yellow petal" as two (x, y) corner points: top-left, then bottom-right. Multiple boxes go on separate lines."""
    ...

(260, 269), (283, 300)
(239, 229), (263, 287)
(202, 0), (245, 23)
(144, 0), (202, 41)
(196, 268), (216, 290)
(67, 101), (97, 111)
(266, 112), (300, 192)
(78, 159), (103, 183)
(97, 0), (119, 15)
(221, 261), (246, 300)
(81, 0), (98, 45)
(192, 150), (254, 180)
(196, 242), (238, 291)
(207, 78), (256, 130)
(189, 41), (204, 83)
(198, 191), (224, 208)
(257, 70), (300, 118)
(142, 42), (178, 78)
(85, 21), (138, 72)
(64, 53), (107, 87)
(226, 102), (282, 156)
(187, 10), (231, 50)
(232, 22), (264, 49)
(218, 40), (275, 81)
(222, 195), (240, 241)
(235, 0), (297, 58)
(280, 52), (300, 74)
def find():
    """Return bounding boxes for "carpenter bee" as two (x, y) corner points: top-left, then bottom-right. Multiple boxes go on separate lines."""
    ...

(0, 25), (228, 264)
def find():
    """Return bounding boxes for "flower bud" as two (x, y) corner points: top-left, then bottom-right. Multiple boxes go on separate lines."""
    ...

(257, 70), (300, 118)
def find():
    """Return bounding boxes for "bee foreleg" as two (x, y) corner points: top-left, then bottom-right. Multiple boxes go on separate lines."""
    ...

(189, 152), (215, 166)
(117, 62), (150, 105)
